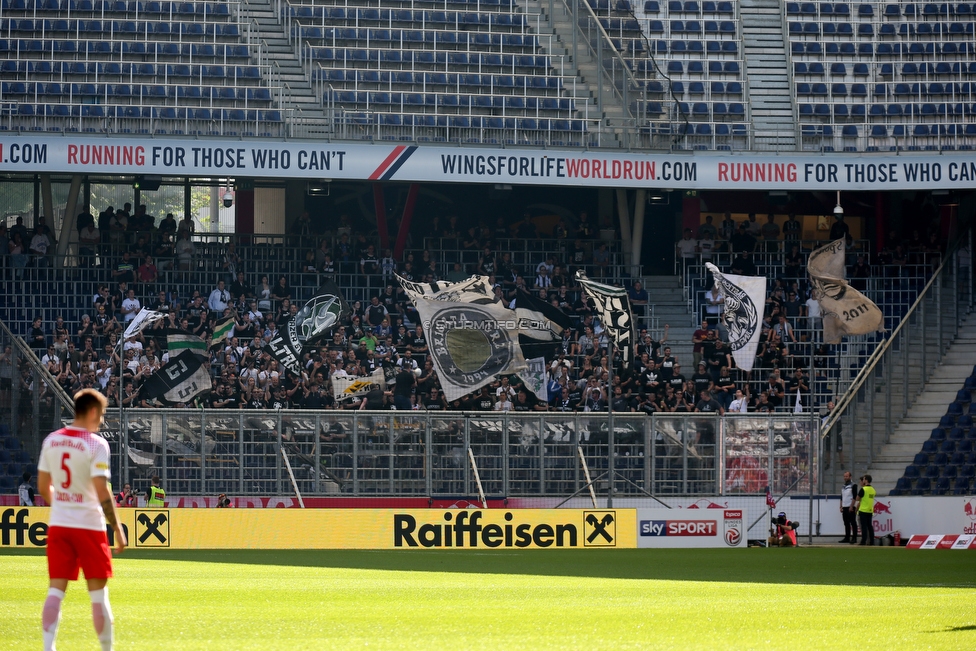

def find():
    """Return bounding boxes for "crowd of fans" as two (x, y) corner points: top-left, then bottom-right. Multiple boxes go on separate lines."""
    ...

(6, 204), (943, 418)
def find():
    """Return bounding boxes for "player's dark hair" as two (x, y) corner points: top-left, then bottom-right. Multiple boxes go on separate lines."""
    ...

(74, 388), (108, 418)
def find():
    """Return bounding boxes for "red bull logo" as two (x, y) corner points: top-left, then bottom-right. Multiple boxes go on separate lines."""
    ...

(872, 500), (894, 535)
(964, 500), (975, 520)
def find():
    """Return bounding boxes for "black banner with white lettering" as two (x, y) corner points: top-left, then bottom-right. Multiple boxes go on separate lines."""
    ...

(575, 272), (635, 367)
(141, 350), (211, 405)
(267, 279), (350, 375)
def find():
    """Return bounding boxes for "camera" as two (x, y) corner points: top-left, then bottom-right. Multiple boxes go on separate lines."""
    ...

(216, 493), (231, 508)
(223, 191), (234, 208)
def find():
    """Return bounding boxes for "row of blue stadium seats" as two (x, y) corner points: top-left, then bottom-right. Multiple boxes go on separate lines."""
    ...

(316, 68), (555, 86)
(798, 102), (976, 116)
(0, 39), (249, 56)
(663, 60), (741, 74)
(642, 19), (737, 33)
(286, 0), (517, 13)
(0, 19), (240, 34)
(636, 100), (745, 116)
(795, 61), (976, 76)
(302, 31), (538, 48)
(891, 475), (974, 495)
(308, 48), (545, 66)
(1, 61), (255, 79)
(800, 123), (976, 138)
(645, 40), (738, 54)
(340, 113), (590, 130)
(291, 8), (525, 26)
(905, 462), (976, 479)
(313, 53), (547, 72)
(656, 80), (743, 94)
(791, 42), (976, 56)
(647, 122), (748, 137)
(0, 47), (248, 67)
(327, 91), (574, 111)
(799, 81), (976, 96)
(651, 0), (735, 13)
(0, 0), (229, 13)
(787, 1), (976, 16)
(928, 426), (976, 442)
(0, 82), (272, 100)
(7, 104), (283, 121)
(790, 20), (976, 36)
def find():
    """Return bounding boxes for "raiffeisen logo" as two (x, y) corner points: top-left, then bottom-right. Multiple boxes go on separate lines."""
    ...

(393, 510), (616, 548)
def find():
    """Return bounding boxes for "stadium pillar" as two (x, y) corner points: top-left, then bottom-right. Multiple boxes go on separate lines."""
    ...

(682, 193), (699, 233)
(55, 174), (83, 267)
(373, 184), (390, 250)
(393, 183), (419, 259)
(874, 193), (885, 252)
(616, 188), (632, 269)
(632, 190), (646, 278)
(236, 187), (254, 234)
(40, 174), (54, 225)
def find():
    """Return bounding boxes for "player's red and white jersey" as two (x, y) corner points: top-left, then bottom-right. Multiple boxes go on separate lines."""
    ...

(37, 426), (111, 532)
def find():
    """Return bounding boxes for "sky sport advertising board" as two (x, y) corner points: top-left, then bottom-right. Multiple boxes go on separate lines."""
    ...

(0, 507), (636, 550)
(637, 509), (746, 548)
(2, 135), (976, 190)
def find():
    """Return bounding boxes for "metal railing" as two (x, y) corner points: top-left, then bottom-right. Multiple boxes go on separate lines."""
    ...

(820, 236), (972, 493)
(97, 409), (815, 499)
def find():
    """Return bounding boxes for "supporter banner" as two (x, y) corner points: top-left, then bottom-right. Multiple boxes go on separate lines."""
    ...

(576, 272), (635, 366)
(332, 367), (386, 402)
(140, 350), (211, 405)
(705, 263), (765, 372)
(2, 136), (976, 190)
(267, 280), (350, 375)
(517, 356), (548, 403)
(808, 239), (884, 343)
(637, 508), (747, 548)
(399, 273), (527, 401)
(0, 507), (636, 550)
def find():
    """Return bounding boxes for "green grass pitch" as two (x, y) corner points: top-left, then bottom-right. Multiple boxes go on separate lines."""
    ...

(2, 548), (975, 650)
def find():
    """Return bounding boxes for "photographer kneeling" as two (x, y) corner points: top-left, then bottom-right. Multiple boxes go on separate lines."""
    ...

(768, 511), (799, 547)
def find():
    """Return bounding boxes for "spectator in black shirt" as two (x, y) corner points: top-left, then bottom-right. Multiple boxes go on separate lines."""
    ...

(692, 362), (713, 396)
(668, 364), (686, 394)
(695, 389), (724, 415)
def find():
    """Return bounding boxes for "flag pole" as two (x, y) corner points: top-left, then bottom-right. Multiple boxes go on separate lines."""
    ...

(607, 339), (615, 509)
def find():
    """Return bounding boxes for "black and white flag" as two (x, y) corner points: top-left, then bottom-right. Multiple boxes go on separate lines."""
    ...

(705, 262), (766, 372)
(807, 239), (884, 344)
(141, 350), (212, 405)
(514, 288), (574, 361)
(398, 273), (526, 401)
(165, 330), (208, 358)
(575, 271), (635, 366)
(267, 279), (351, 375)
(123, 308), (164, 341)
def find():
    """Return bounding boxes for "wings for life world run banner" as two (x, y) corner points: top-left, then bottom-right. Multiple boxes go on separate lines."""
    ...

(3, 136), (976, 190)
(575, 272), (635, 367)
(705, 263), (766, 373)
(398, 274), (527, 402)
(266, 279), (351, 375)
(807, 239), (884, 344)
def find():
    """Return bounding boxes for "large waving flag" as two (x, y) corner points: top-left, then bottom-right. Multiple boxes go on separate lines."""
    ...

(266, 279), (351, 375)
(514, 288), (573, 361)
(398, 273), (526, 401)
(123, 308), (164, 341)
(705, 262), (766, 372)
(807, 239), (883, 344)
(140, 350), (211, 405)
(575, 271), (635, 366)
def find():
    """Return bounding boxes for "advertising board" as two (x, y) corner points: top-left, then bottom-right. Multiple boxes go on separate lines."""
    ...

(636, 508), (746, 548)
(0, 507), (636, 550)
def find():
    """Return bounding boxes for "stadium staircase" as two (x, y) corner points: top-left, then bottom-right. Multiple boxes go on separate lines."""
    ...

(867, 313), (976, 495)
(243, 0), (324, 121)
(740, 0), (796, 149)
(643, 275), (696, 364)
(522, 0), (629, 125)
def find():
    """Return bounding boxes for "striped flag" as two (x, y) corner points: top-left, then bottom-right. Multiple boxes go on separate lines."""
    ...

(167, 331), (208, 358)
(123, 308), (164, 341)
(210, 315), (236, 348)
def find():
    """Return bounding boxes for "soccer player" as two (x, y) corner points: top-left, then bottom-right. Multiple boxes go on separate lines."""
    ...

(37, 389), (127, 651)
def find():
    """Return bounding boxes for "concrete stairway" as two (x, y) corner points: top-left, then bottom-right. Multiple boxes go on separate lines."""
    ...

(740, 0), (796, 150)
(643, 276), (696, 368)
(242, 0), (325, 119)
(865, 312), (976, 495)
(521, 0), (628, 141)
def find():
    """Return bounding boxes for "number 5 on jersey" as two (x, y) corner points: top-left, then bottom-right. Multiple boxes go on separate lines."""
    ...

(61, 452), (72, 489)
